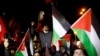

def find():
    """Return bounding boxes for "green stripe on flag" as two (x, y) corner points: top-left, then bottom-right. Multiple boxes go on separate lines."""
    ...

(15, 51), (24, 56)
(53, 29), (60, 43)
(72, 28), (97, 56)
(62, 38), (67, 46)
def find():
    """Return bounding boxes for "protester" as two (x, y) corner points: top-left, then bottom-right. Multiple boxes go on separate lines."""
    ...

(39, 25), (52, 56)
(73, 48), (86, 56)
(34, 52), (40, 56)
(37, 11), (45, 32)
(60, 46), (69, 56)
(30, 21), (36, 37)
(0, 33), (12, 56)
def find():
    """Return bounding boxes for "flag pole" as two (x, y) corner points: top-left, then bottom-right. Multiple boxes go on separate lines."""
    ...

(16, 28), (29, 52)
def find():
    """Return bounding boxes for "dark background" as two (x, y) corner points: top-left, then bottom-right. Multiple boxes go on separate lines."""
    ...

(0, 0), (100, 32)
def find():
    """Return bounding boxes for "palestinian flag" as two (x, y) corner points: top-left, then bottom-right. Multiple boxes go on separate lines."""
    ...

(15, 28), (30, 56)
(52, 5), (70, 43)
(63, 34), (71, 49)
(71, 8), (100, 56)
(59, 34), (71, 47)
(58, 34), (71, 55)
(15, 42), (28, 56)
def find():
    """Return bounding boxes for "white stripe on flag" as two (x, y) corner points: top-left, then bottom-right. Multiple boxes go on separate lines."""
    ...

(86, 25), (100, 56)
(30, 39), (33, 55)
(21, 47), (28, 56)
(52, 15), (66, 37)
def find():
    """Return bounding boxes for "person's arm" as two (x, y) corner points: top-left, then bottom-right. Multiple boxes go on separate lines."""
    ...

(52, 41), (62, 56)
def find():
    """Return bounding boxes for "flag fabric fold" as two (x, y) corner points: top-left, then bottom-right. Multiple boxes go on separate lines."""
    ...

(71, 8), (100, 56)
(29, 37), (34, 56)
(52, 5), (70, 43)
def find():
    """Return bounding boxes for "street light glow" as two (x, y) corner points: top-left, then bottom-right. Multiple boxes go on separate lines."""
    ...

(81, 8), (86, 12)
(79, 11), (84, 15)
(79, 8), (86, 15)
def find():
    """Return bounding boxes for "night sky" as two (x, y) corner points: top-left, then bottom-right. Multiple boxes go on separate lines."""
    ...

(0, 0), (100, 32)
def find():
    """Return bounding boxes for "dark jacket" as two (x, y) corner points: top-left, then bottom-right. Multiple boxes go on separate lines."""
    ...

(39, 31), (52, 48)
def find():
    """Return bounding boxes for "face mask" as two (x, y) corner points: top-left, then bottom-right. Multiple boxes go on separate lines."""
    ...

(43, 31), (48, 33)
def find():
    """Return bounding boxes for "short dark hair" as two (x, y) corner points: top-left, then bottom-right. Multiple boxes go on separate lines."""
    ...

(73, 48), (88, 56)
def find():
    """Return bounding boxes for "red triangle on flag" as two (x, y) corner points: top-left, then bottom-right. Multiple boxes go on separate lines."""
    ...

(72, 9), (91, 32)
(19, 42), (25, 51)
(63, 34), (71, 42)
(58, 39), (64, 46)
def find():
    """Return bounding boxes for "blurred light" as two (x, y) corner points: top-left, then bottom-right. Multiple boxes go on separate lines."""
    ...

(3, 12), (5, 16)
(76, 41), (81, 46)
(21, 31), (24, 33)
(31, 21), (35, 26)
(76, 41), (83, 48)
(74, 31), (77, 35)
(81, 8), (86, 12)
(79, 11), (84, 15)
(79, 7), (86, 15)
(4, 38), (9, 48)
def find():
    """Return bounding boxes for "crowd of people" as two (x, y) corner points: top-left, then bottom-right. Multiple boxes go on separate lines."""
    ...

(0, 10), (88, 56)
